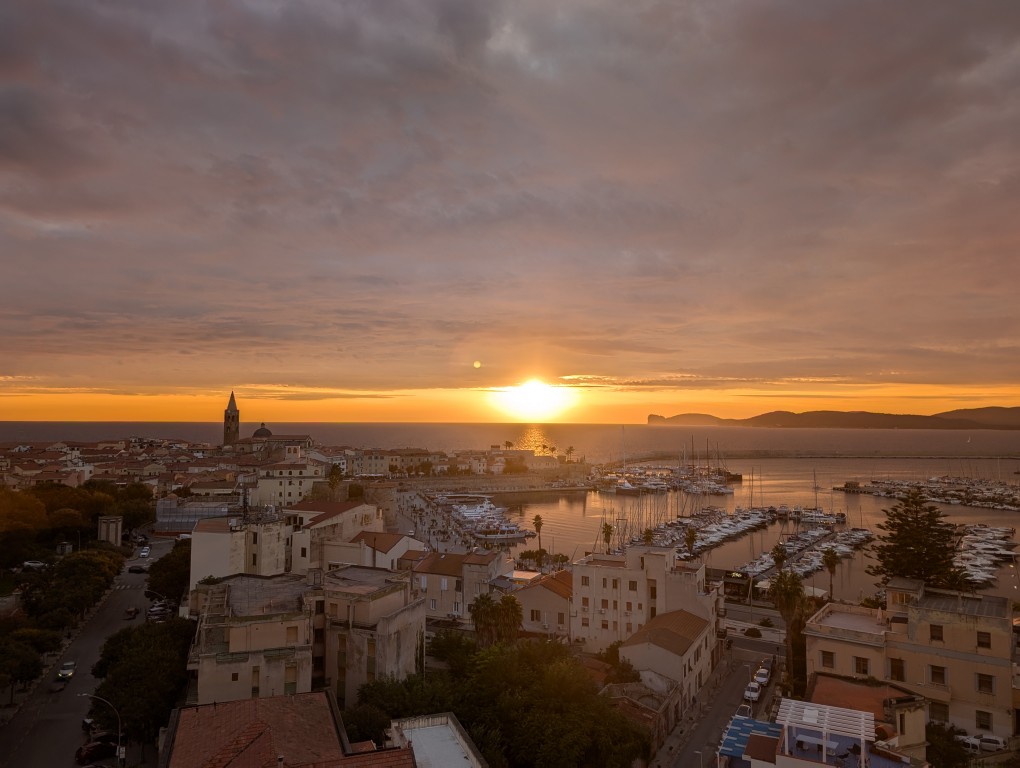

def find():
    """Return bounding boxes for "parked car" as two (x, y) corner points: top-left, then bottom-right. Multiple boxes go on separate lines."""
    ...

(22, 560), (48, 570)
(124, 606), (139, 619)
(75, 738), (117, 764)
(754, 668), (770, 685)
(127, 564), (148, 574)
(743, 681), (762, 702)
(139, 546), (151, 558)
(735, 704), (752, 718)
(958, 734), (1008, 752)
(57, 660), (77, 679)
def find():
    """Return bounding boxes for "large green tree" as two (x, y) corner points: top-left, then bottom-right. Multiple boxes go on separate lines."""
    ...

(822, 548), (840, 601)
(770, 568), (807, 694)
(147, 540), (191, 602)
(867, 490), (963, 587)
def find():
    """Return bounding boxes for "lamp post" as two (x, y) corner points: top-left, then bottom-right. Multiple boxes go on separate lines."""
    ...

(79, 693), (122, 767)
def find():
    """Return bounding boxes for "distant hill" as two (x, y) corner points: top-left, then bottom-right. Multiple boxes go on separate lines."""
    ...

(648, 407), (1020, 430)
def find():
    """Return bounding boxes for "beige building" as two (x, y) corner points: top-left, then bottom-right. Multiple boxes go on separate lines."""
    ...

(619, 609), (712, 716)
(514, 570), (572, 638)
(188, 567), (424, 711)
(286, 500), (385, 573)
(251, 461), (325, 506)
(804, 577), (1015, 740)
(570, 545), (721, 653)
(322, 565), (425, 709)
(188, 573), (316, 705)
(189, 515), (290, 589)
(413, 550), (514, 622)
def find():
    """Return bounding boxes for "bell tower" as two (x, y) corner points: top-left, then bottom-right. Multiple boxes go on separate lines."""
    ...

(223, 391), (240, 446)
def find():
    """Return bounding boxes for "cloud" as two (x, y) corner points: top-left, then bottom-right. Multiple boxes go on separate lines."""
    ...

(1, 0), (1019, 414)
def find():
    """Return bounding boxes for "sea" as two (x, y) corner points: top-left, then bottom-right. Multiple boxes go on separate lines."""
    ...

(4, 421), (1020, 603)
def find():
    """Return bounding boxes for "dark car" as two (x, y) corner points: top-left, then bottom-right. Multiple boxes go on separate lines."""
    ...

(75, 739), (117, 764)
(123, 606), (139, 619)
(127, 564), (148, 574)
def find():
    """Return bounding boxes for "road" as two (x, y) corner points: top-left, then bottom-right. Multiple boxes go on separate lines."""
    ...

(657, 645), (781, 768)
(0, 536), (174, 768)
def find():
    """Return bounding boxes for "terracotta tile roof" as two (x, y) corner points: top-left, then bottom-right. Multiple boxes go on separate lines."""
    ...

(620, 609), (709, 658)
(286, 500), (365, 526)
(544, 569), (573, 599)
(809, 674), (906, 724)
(168, 693), (344, 768)
(415, 551), (468, 577)
(349, 531), (406, 554)
(193, 518), (233, 533)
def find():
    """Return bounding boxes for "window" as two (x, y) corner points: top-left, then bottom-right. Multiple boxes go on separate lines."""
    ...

(626, 622), (632, 633)
(582, 576), (590, 586)
(889, 658), (905, 682)
(626, 601), (632, 612)
(629, 580), (637, 591)
(602, 578), (607, 588)
(853, 657), (869, 676)
(530, 609), (541, 622)
(930, 665), (946, 686)
(977, 631), (991, 649)
(648, 580), (657, 600)
(453, 601), (461, 614)
(977, 674), (995, 694)
(231, 672), (239, 682)
(929, 702), (948, 723)
(601, 598), (609, 610)
(557, 612), (565, 625)
(301, 547), (307, 558)
(930, 624), (943, 642)
(251, 665), (260, 698)
(612, 579), (619, 589)
(976, 710), (992, 731)
(582, 597), (590, 609)
(582, 617), (590, 627)
(286, 626), (298, 645)
(251, 554), (257, 566)
(455, 579), (462, 592)
(441, 577), (448, 591)
(429, 598), (437, 610)
(284, 665), (297, 695)
(601, 620), (609, 630)
(613, 600), (618, 610)
(420, 575), (427, 590)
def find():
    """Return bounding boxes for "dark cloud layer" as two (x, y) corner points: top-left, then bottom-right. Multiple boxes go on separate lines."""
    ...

(1, 0), (1019, 413)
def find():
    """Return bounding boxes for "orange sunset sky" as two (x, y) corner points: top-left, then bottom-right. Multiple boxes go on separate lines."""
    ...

(3, 2), (1019, 424)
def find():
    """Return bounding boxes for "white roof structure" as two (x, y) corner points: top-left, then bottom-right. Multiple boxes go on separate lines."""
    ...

(776, 698), (874, 754)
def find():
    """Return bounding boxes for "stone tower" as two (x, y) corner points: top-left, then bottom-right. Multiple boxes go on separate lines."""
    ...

(223, 391), (240, 446)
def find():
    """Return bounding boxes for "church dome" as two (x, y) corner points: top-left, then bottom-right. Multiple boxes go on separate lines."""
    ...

(253, 423), (273, 438)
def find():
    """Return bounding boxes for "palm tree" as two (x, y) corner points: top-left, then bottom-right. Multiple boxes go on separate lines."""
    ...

(549, 446), (557, 458)
(541, 443), (549, 455)
(495, 593), (523, 644)
(642, 528), (655, 545)
(601, 521), (614, 553)
(469, 593), (498, 647)
(565, 446), (575, 462)
(504, 440), (513, 451)
(533, 514), (544, 568)
(770, 568), (806, 691)
(685, 527), (697, 559)
(770, 541), (788, 572)
(822, 548), (840, 601)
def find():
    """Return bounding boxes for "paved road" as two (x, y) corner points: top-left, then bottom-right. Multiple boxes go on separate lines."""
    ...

(0, 537), (173, 768)
(655, 646), (781, 768)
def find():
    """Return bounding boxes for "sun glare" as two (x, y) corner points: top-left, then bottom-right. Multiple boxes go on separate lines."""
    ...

(490, 379), (577, 422)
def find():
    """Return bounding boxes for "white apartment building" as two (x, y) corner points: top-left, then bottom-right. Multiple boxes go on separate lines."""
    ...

(285, 500), (384, 573)
(413, 550), (514, 622)
(189, 515), (290, 590)
(804, 577), (1016, 740)
(251, 461), (325, 506)
(570, 545), (721, 653)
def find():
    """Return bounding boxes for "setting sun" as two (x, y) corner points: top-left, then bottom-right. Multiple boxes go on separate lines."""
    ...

(489, 379), (578, 422)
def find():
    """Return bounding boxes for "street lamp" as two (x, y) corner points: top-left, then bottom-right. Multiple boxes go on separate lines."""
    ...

(79, 693), (122, 767)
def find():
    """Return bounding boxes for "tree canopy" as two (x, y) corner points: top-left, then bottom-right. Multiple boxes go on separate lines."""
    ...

(867, 490), (963, 587)
(147, 539), (191, 602)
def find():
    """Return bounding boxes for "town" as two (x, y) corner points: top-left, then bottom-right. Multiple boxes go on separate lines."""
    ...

(0, 394), (1015, 768)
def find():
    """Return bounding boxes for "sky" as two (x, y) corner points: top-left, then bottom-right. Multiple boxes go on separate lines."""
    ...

(2, 1), (1020, 424)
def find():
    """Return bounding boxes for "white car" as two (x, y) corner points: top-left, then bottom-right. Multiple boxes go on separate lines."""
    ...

(754, 668), (770, 685)
(139, 546), (151, 558)
(743, 681), (762, 702)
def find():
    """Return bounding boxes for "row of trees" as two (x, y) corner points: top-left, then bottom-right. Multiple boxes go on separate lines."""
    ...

(89, 617), (196, 759)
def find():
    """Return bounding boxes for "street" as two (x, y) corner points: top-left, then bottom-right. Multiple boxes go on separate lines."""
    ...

(0, 536), (174, 768)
